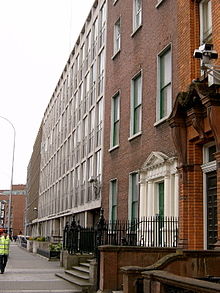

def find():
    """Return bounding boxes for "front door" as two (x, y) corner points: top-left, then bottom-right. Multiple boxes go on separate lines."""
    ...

(206, 171), (217, 249)
(158, 182), (164, 246)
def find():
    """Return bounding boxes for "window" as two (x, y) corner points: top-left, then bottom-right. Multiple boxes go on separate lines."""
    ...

(88, 108), (95, 153)
(96, 98), (103, 147)
(129, 173), (139, 221)
(75, 167), (80, 207)
(111, 93), (120, 148)
(85, 31), (91, 70)
(87, 156), (93, 202)
(99, 3), (106, 48)
(199, 0), (212, 44)
(82, 117), (88, 158)
(203, 143), (216, 165)
(98, 50), (105, 96)
(130, 73), (142, 136)
(133, 0), (142, 31)
(95, 150), (102, 182)
(90, 62), (96, 107)
(157, 46), (172, 121)
(114, 18), (121, 54)
(81, 161), (86, 205)
(109, 179), (118, 222)
(92, 18), (98, 59)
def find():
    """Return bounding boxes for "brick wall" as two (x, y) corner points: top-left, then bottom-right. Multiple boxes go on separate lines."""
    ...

(102, 0), (178, 220)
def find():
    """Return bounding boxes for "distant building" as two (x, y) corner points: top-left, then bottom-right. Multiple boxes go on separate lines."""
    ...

(25, 124), (42, 236)
(0, 184), (26, 235)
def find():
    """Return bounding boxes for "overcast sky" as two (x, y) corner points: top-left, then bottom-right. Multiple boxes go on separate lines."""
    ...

(0, 0), (94, 189)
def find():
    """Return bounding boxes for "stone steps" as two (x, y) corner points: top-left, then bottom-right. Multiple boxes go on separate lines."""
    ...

(55, 260), (93, 293)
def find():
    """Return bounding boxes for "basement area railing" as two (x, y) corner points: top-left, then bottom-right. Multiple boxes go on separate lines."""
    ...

(63, 209), (178, 255)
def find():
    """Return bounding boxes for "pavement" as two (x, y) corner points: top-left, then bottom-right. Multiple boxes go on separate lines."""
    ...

(0, 242), (81, 293)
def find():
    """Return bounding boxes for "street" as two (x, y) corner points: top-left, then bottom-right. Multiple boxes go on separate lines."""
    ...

(0, 242), (81, 293)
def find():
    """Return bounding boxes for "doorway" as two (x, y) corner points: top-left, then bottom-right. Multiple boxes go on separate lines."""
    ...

(206, 171), (217, 249)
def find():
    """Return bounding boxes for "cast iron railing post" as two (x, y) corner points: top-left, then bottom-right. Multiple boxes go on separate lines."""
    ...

(69, 215), (79, 254)
(95, 208), (106, 291)
(63, 221), (70, 250)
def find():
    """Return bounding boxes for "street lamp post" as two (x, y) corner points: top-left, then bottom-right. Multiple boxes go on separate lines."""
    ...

(0, 116), (15, 235)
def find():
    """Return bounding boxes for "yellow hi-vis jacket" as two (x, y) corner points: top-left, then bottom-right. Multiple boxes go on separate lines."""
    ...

(0, 235), (10, 255)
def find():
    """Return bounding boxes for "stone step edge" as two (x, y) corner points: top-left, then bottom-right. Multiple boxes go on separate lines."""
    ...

(71, 265), (90, 274)
(65, 269), (90, 280)
(56, 272), (92, 288)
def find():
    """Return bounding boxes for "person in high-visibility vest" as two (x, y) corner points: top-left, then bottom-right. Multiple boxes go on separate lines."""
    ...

(0, 231), (10, 274)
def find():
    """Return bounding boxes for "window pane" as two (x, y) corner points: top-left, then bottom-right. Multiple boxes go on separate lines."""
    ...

(113, 121), (119, 146)
(134, 76), (141, 106)
(112, 94), (120, 147)
(134, 105), (141, 133)
(208, 145), (216, 162)
(110, 180), (117, 221)
(114, 19), (121, 53)
(160, 84), (171, 118)
(131, 173), (139, 220)
(131, 74), (142, 135)
(159, 49), (171, 119)
(160, 50), (171, 87)
(134, 0), (142, 29)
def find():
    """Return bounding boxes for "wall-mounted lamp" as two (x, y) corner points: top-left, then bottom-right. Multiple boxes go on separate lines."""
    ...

(88, 176), (101, 199)
(193, 43), (220, 86)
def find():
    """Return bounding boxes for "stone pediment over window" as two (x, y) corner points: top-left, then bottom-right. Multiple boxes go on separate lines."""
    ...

(140, 151), (177, 181)
(141, 152), (175, 170)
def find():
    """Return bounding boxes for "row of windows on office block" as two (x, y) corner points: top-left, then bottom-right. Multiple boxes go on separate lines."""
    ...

(42, 1), (106, 141)
(41, 128), (102, 191)
(39, 150), (102, 217)
(41, 97), (103, 171)
(42, 48), (105, 154)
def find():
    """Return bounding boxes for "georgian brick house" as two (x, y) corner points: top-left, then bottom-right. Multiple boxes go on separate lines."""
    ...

(168, 0), (220, 250)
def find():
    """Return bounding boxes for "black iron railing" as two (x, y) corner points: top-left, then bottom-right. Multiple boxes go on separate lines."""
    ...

(63, 210), (178, 255)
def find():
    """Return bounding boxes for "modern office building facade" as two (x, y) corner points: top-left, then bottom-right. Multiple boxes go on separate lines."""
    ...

(32, 0), (107, 237)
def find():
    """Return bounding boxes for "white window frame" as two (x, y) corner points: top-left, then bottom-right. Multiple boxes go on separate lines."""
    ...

(128, 172), (139, 221)
(156, 44), (172, 124)
(114, 18), (121, 55)
(199, 0), (212, 44)
(110, 92), (120, 149)
(133, 0), (142, 32)
(109, 179), (118, 222)
(201, 142), (216, 249)
(130, 72), (142, 138)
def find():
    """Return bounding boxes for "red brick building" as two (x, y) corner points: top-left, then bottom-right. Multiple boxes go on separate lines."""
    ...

(169, 0), (220, 250)
(102, 0), (179, 225)
(101, 0), (220, 252)
(0, 184), (26, 236)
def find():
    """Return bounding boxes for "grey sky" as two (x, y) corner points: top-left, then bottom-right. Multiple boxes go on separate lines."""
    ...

(0, 0), (94, 189)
